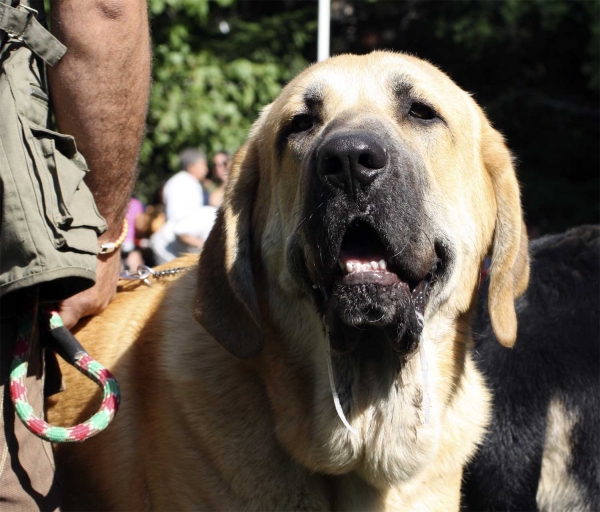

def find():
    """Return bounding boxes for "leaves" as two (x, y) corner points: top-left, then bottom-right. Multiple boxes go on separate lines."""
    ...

(138, 0), (597, 232)
(137, 1), (316, 201)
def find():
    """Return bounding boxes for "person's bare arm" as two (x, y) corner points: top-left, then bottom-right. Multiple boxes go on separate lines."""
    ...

(47, 0), (151, 328)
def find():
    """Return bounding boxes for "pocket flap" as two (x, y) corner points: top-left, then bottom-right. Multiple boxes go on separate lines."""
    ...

(22, 120), (107, 253)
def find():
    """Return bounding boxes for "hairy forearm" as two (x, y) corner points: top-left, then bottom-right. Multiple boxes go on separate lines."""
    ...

(48, 0), (151, 240)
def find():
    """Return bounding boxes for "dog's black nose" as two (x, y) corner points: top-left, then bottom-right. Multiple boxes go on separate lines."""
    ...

(317, 132), (388, 197)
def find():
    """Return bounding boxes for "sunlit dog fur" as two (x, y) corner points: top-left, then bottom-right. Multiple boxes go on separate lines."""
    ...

(48, 51), (529, 511)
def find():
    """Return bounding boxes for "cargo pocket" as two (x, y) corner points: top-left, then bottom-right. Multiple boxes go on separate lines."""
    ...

(4, 51), (51, 127)
(21, 119), (107, 254)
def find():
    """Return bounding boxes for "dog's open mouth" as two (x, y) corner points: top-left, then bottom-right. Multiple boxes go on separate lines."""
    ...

(338, 221), (412, 289)
(323, 220), (438, 354)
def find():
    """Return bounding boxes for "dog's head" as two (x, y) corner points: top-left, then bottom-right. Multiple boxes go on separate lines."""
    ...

(195, 51), (528, 357)
(194, 52), (529, 484)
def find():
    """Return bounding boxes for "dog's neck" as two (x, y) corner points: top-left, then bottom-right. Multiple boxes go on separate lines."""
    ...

(253, 285), (484, 497)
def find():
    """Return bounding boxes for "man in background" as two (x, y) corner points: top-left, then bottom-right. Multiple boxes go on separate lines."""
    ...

(163, 148), (209, 224)
(151, 148), (217, 263)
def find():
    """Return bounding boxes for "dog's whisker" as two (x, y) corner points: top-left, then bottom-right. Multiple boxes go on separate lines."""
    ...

(308, 201), (325, 221)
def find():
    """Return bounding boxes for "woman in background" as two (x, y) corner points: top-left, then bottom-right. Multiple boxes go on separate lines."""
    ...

(208, 150), (232, 207)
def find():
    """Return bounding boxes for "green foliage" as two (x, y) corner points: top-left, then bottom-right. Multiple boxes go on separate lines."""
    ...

(432, 0), (598, 93)
(137, 0), (316, 202)
(430, 0), (599, 232)
(137, 0), (597, 233)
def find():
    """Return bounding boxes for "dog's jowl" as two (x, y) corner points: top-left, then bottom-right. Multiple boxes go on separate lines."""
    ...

(49, 52), (530, 511)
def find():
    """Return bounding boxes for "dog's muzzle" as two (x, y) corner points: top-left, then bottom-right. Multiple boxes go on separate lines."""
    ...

(293, 128), (444, 355)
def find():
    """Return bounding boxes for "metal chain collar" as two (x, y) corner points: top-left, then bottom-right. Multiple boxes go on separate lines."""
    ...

(119, 265), (191, 286)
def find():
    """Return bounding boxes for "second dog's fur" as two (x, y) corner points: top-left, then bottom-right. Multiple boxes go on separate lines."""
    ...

(463, 225), (599, 511)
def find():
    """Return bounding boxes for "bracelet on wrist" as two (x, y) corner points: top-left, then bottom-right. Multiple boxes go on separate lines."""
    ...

(99, 219), (129, 255)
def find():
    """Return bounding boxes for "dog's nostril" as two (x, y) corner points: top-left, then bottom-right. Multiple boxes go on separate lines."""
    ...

(358, 151), (386, 170)
(324, 156), (343, 177)
(322, 156), (347, 190)
(358, 153), (373, 169)
(355, 151), (386, 187)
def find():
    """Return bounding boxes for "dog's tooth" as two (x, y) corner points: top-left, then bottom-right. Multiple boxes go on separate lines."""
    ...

(379, 259), (387, 270)
(363, 263), (371, 272)
(338, 259), (344, 271)
(346, 262), (354, 273)
(371, 261), (378, 270)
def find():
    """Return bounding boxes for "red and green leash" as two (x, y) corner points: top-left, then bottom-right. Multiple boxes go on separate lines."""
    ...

(10, 305), (120, 443)
(9, 265), (190, 443)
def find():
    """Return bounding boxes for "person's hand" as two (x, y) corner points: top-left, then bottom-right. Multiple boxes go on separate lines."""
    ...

(57, 251), (121, 329)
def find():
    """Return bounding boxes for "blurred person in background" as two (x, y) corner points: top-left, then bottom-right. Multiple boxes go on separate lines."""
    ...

(131, 187), (165, 269)
(163, 148), (209, 223)
(122, 197), (145, 272)
(208, 150), (232, 207)
(143, 186), (167, 235)
(151, 149), (217, 263)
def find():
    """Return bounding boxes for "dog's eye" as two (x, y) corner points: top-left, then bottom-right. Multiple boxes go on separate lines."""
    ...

(409, 102), (437, 121)
(289, 114), (315, 134)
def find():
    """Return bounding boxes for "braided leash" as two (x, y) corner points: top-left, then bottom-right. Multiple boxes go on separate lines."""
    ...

(10, 263), (189, 443)
(10, 307), (120, 443)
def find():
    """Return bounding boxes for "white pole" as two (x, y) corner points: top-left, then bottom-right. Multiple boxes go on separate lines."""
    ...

(317, 0), (331, 62)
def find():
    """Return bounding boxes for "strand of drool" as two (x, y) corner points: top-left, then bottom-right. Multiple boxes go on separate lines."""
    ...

(416, 311), (431, 424)
(325, 340), (358, 435)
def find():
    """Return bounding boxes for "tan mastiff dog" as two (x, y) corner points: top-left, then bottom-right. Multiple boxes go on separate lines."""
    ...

(48, 51), (529, 511)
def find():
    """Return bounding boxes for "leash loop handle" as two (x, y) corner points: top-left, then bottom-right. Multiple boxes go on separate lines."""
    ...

(10, 310), (120, 443)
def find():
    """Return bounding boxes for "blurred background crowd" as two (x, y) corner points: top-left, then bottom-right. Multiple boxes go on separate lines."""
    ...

(122, 0), (599, 271)
(123, 148), (231, 270)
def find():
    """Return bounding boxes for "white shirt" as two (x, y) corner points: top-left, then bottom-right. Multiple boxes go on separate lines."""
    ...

(152, 171), (217, 264)
(163, 171), (205, 223)
(150, 207), (217, 264)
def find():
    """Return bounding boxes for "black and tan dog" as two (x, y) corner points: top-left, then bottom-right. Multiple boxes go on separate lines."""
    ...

(48, 51), (529, 511)
(463, 225), (599, 511)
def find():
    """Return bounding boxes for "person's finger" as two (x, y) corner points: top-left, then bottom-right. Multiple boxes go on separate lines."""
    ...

(57, 301), (86, 330)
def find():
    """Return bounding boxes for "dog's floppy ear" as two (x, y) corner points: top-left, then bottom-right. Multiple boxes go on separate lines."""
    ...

(482, 121), (530, 348)
(194, 139), (264, 359)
